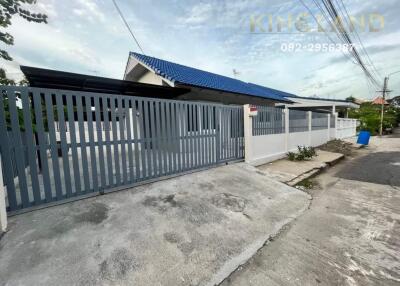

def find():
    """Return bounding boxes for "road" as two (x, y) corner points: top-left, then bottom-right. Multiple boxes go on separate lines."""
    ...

(221, 135), (400, 286)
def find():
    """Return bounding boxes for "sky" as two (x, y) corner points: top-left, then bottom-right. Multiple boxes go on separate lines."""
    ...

(2, 0), (400, 100)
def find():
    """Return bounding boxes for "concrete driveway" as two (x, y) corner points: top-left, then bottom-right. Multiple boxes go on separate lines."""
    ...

(0, 163), (310, 286)
(222, 136), (400, 286)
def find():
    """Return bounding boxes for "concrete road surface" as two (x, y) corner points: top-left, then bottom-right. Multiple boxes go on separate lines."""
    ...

(222, 135), (400, 286)
(0, 163), (310, 286)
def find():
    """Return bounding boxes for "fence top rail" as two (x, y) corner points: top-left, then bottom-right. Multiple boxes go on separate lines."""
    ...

(312, 112), (329, 118)
(0, 85), (243, 109)
(254, 105), (284, 109)
(337, 118), (358, 121)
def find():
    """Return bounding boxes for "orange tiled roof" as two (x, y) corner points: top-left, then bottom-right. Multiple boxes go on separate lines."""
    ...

(372, 96), (389, 105)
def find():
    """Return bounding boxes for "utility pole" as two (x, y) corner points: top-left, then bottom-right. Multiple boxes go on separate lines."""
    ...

(379, 70), (400, 136)
(379, 77), (388, 136)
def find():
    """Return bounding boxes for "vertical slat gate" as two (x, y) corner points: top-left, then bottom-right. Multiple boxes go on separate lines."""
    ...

(0, 86), (244, 213)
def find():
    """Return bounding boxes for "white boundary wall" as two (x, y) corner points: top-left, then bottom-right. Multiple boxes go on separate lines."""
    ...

(336, 118), (358, 139)
(244, 105), (358, 166)
(250, 133), (287, 165)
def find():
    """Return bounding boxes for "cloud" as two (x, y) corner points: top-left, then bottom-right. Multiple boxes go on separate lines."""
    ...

(73, 0), (105, 23)
(36, 0), (58, 18)
(182, 2), (214, 26)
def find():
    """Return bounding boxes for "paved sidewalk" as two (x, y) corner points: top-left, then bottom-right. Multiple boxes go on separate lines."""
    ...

(258, 150), (344, 186)
(0, 163), (310, 286)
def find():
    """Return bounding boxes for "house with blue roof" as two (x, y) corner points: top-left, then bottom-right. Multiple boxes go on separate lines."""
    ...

(124, 52), (292, 106)
(124, 52), (358, 116)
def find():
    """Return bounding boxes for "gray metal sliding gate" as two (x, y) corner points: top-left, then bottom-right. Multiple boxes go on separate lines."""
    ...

(0, 86), (244, 212)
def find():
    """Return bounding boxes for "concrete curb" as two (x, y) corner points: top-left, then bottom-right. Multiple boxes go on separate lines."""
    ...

(209, 194), (312, 286)
(286, 154), (345, 186)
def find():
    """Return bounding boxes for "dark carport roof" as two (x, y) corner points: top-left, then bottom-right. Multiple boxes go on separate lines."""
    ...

(21, 66), (190, 99)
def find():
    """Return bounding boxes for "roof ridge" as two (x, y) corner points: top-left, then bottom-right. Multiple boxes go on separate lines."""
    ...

(130, 52), (250, 85)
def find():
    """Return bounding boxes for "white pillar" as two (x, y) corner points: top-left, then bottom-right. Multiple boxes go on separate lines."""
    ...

(327, 114), (331, 141)
(308, 111), (312, 146)
(333, 112), (339, 139)
(284, 107), (290, 152)
(0, 155), (7, 233)
(243, 105), (253, 163)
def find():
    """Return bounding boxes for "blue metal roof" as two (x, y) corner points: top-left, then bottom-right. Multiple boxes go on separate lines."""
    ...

(247, 83), (299, 99)
(130, 52), (292, 103)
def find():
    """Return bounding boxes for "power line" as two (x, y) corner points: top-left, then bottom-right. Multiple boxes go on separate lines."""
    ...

(323, 0), (380, 87)
(336, 0), (382, 80)
(298, 0), (357, 64)
(304, 0), (381, 87)
(111, 0), (145, 54)
(312, 0), (376, 85)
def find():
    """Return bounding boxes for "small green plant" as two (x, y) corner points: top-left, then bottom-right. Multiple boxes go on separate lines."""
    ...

(297, 179), (315, 189)
(287, 146), (317, 161)
(299, 146), (317, 158)
(287, 152), (297, 161)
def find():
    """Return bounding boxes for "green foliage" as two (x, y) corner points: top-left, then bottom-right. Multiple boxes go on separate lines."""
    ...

(2, 94), (27, 131)
(0, 68), (15, 85)
(346, 96), (356, 103)
(287, 152), (297, 161)
(296, 179), (316, 190)
(2, 94), (72, 132)
(287, 146), (317, 161)
(348, 102), (400, 135)
(1, 0), (48, 84)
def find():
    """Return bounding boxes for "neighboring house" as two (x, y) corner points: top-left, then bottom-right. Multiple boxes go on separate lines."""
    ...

(371, 96), (389, 105)
(124, 52), (359, 114)
(278, 94), (359, 114)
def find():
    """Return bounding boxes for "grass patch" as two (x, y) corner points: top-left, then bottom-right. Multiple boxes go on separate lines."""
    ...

(287, 146), (317, 161)
(296, 179), (320, 190)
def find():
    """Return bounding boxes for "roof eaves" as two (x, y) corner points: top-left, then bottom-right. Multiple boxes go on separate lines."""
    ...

(286, 95), (358, 104)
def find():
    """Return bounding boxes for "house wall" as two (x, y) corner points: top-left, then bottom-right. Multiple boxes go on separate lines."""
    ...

(136, 70), (164, 85)
(176, 86), (277, 106)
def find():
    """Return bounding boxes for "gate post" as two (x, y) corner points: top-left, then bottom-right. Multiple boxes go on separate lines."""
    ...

(308, 111), (312, 146)
(0, 155), (7, 233)
(284, 107), (289, 152)
(243, 105), (253, 163)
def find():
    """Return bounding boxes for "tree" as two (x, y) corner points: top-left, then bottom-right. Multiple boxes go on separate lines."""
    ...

(346, 96), (356, 103)
(348, 102), (400, 135)
(1, 0), (47, 85)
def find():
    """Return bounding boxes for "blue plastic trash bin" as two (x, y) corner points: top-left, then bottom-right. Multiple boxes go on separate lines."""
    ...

(357, 131), (370, 145)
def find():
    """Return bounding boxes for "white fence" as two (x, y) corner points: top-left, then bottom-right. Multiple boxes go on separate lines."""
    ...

(244, 105), (358, 166)
(336, 118), (358, 139)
